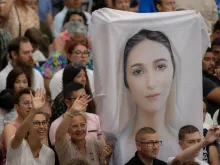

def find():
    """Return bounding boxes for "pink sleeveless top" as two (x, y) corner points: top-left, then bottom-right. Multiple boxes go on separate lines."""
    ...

(1, 122), (20, 165)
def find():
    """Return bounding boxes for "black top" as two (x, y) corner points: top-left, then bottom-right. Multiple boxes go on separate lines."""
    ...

(203, 128), (217, 164)
(202, 76), (219, 117)
(203, 76), (218, 97)
(203, 72), (220, 86)
(125, 151), (168, 165)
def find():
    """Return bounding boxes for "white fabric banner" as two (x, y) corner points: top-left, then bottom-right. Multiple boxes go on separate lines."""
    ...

(89, 8), (209, 165)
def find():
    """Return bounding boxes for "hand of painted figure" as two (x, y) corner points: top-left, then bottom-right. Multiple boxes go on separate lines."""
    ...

(69, 94), (92, 113)
(103, 143), (113, 158)
(30, 88), (45, 112)
(204, 126), (220, 144)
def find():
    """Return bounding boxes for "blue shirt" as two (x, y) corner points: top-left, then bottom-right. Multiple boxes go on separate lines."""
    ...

(217, 0), (220, 16)
(38, 0), (52, 21)
(138, 0), (157, 13)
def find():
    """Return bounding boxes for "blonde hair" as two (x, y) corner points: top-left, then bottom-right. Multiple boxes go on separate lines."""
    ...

(72, 111), (87, 122)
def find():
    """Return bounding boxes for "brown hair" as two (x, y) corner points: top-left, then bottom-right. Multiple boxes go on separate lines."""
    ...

(178, 125), (199, 141)
(14, 88), (35, 105)
(8, 36), (30, 59)
(135, 127), (156, 142)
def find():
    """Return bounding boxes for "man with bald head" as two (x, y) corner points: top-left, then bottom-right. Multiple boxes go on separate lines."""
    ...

(125, 127), (167, 165)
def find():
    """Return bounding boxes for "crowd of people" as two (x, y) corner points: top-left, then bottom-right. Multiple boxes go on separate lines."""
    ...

(0, 0), (220, 165)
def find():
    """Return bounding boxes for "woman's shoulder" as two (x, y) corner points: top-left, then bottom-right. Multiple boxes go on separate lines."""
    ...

(86, 113), (100, 121)
(41, 144), (55, 155)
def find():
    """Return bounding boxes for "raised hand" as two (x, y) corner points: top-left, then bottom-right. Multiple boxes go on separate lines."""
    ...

(205, 126), (220, 144)
(30, 89), (45, 112)
(69, 94), (92, 113)
(54, 35), (66, 54)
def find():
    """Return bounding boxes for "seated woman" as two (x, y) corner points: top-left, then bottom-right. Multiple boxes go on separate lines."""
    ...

(6, 89), (55, 165)
(55, 94), (112, 165)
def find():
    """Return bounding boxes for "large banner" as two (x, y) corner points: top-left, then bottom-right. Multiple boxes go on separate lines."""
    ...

(89, 9), (209, 165)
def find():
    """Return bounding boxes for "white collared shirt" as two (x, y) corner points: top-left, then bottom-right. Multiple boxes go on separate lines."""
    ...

(0, 63), (45, 92)
(49, 68), (94, 100)
(53, 6), (91, 37)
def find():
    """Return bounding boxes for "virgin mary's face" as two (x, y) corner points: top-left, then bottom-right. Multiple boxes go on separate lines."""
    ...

(126, 39), (173, 112)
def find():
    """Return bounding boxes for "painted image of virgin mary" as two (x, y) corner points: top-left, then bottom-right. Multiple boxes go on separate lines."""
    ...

(111, 29), (181, 165)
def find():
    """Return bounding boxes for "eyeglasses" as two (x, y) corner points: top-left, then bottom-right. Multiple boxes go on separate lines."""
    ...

(138, 141), (162, 147)
(33, 120), (48, 127)
(72, 50), (90, 56)
(71, 122), (87, 131)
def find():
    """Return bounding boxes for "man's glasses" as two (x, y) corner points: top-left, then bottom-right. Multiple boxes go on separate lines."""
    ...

(138, 141), (162, 147)
(33, 120), (48, 127)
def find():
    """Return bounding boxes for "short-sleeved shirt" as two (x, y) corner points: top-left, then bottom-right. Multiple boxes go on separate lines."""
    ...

(125, 151), (167, 165)
(203, 76), (220, 117)
(6, 136), (55, 165)
(203, 76), (218, 97)
(38, 0), (52, 21)
(167, 157), (209, 165)
(55, 139), (105, 165)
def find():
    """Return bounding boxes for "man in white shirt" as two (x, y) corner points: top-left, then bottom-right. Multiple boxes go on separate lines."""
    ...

(0, 36), (44, 92)
(53, 0), (91, 37)
(167, 125), (220, 165)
